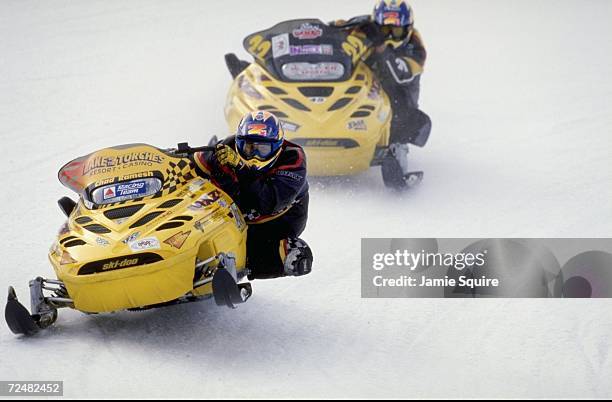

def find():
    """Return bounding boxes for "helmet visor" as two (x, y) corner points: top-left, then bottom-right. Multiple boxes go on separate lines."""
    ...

(236, 138), (275, 160)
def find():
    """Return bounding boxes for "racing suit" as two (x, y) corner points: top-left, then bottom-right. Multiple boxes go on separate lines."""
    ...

(193, 137), (310, 279)
(335, 16), (430, 146)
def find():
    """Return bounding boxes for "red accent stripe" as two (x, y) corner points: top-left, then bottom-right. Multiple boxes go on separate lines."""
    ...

(269, 142), (305, 173)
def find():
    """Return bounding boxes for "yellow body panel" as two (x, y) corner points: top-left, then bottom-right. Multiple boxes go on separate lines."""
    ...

(225, 62), (392, 176)
(50, 144), (247, 313)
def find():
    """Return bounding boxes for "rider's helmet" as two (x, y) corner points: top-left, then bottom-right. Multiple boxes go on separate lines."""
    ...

(235, 110), (285, 170)
(372, 0), (414, 41)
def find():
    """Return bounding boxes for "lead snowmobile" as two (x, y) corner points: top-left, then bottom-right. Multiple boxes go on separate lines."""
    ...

(224, 19), (429, 189)
(5, 143), (252, 336)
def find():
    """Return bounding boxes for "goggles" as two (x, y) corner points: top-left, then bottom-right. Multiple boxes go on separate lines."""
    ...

(381, 25), (409, 40)
(236, 137), (278, 160)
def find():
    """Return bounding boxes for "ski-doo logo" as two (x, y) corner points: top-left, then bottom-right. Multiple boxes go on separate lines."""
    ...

(102, 258), (139, 271)
(292, 23), (323, 40)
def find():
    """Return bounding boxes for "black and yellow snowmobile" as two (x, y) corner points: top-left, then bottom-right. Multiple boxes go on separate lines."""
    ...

(5, 143), (252, 336)
(224, 19), (428, 188)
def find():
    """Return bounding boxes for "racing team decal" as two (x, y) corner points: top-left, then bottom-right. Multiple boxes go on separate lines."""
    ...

(290, 44), (333, 56)
(102, 180), (149, 200)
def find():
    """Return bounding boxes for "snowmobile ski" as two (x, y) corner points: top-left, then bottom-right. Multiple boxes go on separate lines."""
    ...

(212, 268), (252, 309)
(5, 287), (39, 336)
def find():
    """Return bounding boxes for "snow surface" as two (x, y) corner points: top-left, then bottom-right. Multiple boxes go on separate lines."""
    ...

(1, 0), (611, 399)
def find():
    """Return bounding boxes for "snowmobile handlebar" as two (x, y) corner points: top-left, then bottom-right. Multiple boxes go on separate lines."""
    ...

(168, 142), (216, 156)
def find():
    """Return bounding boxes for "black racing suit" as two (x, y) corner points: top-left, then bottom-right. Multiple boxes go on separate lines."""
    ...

(335, 16), (430, 147)
(193, 137), (309, 279)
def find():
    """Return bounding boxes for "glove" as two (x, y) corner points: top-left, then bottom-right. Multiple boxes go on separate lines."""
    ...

(215, 144), (243, 169)
(359, 22), (386, 47)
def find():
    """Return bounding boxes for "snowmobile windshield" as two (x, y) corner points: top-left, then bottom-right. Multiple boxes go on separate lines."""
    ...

(58, 144), (188, 207)
(243, 19), (354, 82)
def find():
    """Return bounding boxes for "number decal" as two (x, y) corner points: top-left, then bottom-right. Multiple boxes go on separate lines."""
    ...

(342, 35), (367, 64)
(247, 35), (271, 60)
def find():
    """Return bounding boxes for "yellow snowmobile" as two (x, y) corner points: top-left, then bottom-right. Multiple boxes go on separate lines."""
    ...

(224, 19), (428, 188)
(5, 143), (252, 336)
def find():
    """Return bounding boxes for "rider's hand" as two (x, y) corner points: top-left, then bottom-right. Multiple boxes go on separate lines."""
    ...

(360, 22), (385, 47)
(215, 144), (243, 170)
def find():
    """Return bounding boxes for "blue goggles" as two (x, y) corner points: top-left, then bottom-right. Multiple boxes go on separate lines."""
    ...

(236, 137), (281, 160)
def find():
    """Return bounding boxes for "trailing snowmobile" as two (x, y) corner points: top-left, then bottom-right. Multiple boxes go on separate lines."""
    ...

(224, 19), (428, 189)
(5, 143), (252, 336)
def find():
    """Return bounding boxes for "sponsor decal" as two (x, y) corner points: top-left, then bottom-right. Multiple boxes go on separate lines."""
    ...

(383, 11), (401, 26)
(189, 190), (222, 211)
(378, 108), (390, 122)
(292, 138), (360, 149)
(84, 152), (165, 176)
(292, 23), (323, 40)
(129, 237), (160, 252)
(102, 258), (139, 271)
(348, 120), (368, 131)
(103, 187), (116, 200)
(395, 57), (410, 73)
(163, 231), (191, 249)
(194, 209), (226, 232)
(276, 170), (302, 181)
(60, 251), (77, 265)
(247, 123), (268, 136)
(230, 203), (246, 231)
(96, 237), (110, 247)
(102, 179), (149, 201)
(282, 61), (345, 81)
(272, 33), (290, 58)
(281, 121), (301, 132)
(290, 44), (333, 56)
(122, 231), (140, 244)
